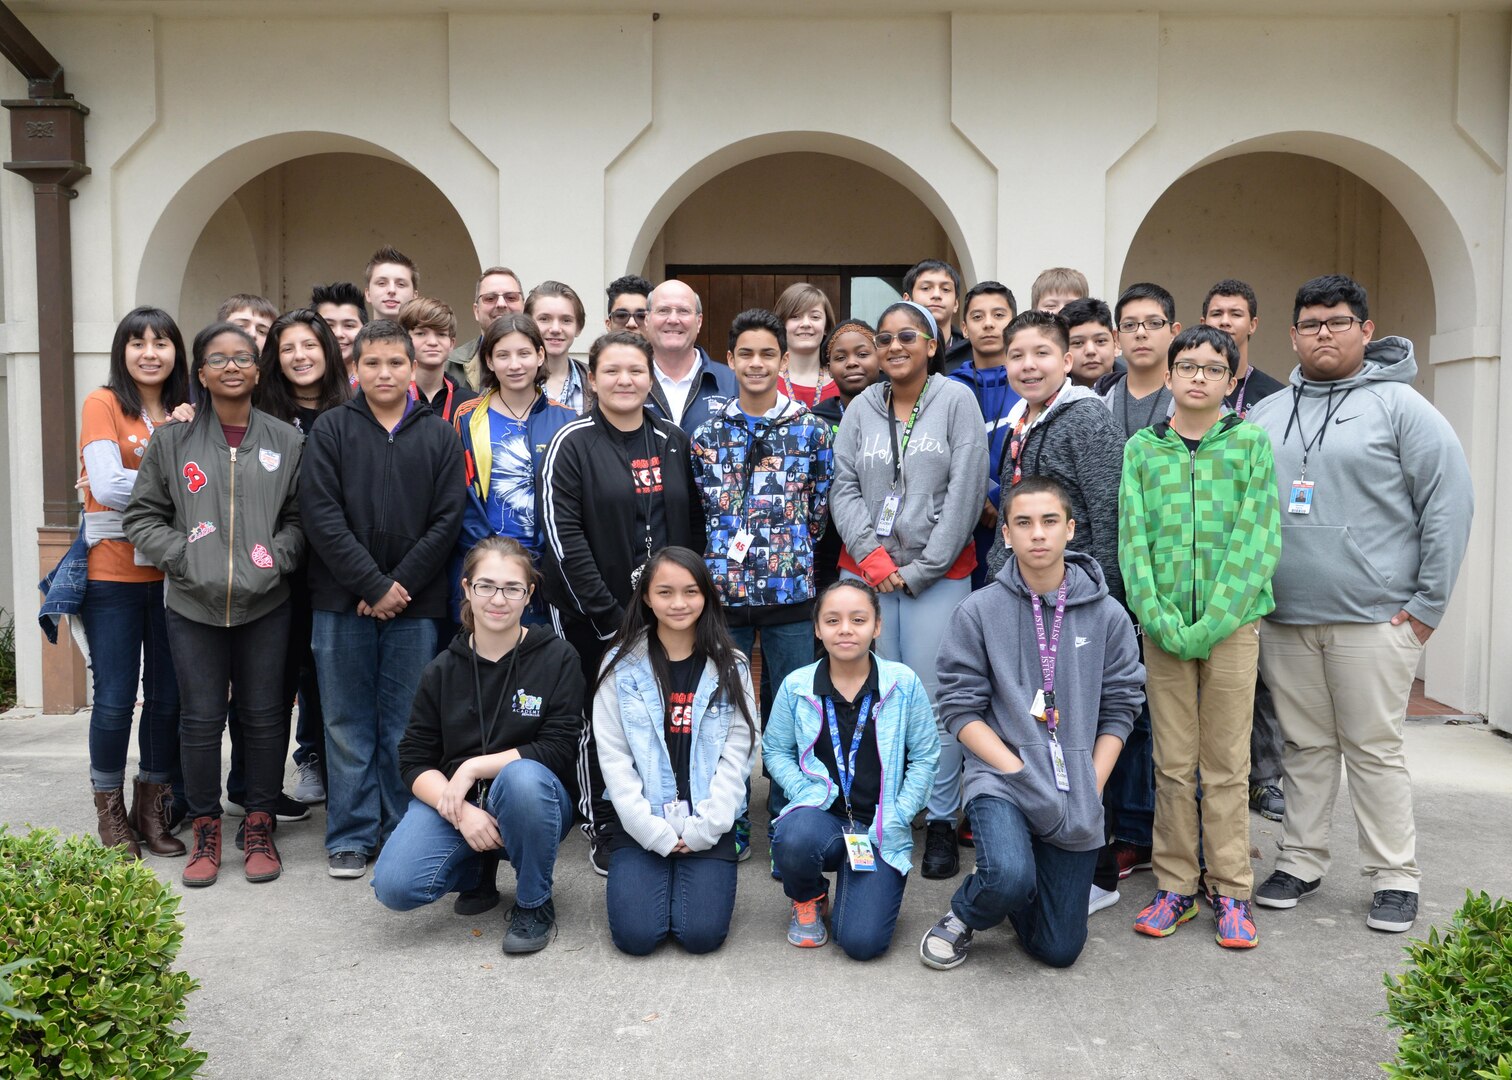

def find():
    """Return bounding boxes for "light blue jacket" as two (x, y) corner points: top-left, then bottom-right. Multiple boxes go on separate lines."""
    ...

(763, 657), (940, 875)
(592, 638), (757, 857)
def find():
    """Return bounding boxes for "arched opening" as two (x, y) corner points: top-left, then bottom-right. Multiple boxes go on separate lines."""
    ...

(646, 151), (960, 353)
(1120, 151), (1437, 398)
(179, 152), (477, 331)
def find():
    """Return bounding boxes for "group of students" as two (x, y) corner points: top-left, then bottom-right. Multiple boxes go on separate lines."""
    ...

(50, 247), (1472, 967)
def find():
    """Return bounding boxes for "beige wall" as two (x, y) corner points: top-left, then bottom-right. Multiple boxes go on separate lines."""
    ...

(1122, 153), (1435, 395)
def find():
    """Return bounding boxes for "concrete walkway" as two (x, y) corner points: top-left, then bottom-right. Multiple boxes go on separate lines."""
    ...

(2, 710), (1508, 1080)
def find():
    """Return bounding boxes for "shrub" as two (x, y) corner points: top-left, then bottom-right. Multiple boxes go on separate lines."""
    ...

(0, 827), (206, 1078)
(1382, 890), (1512, 1079)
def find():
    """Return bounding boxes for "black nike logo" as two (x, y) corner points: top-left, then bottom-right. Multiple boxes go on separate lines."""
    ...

(1334, 415), (1361, 425)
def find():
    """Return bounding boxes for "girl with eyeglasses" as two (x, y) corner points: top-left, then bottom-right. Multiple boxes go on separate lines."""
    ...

(372, 537), (584, 955)
(593, 547), (756, 955)
(123, 322), (305, 888)
(829, 300), (989, 882)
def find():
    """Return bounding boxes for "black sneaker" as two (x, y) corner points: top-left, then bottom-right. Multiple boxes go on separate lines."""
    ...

(502, 899), (557, 954)
(588, 832), (610, 878)
(919, 911), (974, 970)
(921, 821), (959, 879)
(272, 793), (312, 822)
(1254, 869), (1321, 909)
(1366, 889), (1418, 933)
(1249, 783), (1285, 821)
(455, 851), (502, 916)
(327, 851), (367, 878)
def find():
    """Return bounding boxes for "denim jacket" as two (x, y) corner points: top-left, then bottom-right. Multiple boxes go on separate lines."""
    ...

(37, 521), (90, 657)
(592, 638), (756, 857)
(763, 657), (940, 875)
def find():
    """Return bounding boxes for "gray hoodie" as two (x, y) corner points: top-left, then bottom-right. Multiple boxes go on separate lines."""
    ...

(1245, 336), (1472, 628)
(829, 377), (989, 595)
(935, 551), (1144, 852)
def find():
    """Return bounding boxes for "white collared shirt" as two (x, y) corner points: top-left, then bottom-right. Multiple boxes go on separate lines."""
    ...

(655, 361), (697, 424)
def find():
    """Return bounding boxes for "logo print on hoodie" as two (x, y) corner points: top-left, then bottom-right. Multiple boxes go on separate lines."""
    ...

(183, 461), (207, 494)
(250, 543), (275, 570)
(514, 690), (543, 718)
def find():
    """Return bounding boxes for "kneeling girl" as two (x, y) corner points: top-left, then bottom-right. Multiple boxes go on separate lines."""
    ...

(594, 547), (757, 955)
(372, 537), (583, 955)
(764, 580), (940, 959)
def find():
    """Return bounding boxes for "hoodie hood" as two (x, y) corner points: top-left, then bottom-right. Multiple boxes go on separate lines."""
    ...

(446, 622), (559, 665)
(1285, 335), (1417, 393)
(715, 393), (804, 424)
(1004, 376), (1098, 428)
(993, 549), (1108, 607)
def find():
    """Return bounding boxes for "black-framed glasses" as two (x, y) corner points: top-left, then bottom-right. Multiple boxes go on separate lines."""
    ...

(477, 291), (523, 307)
(204, 353), (257, 369)
(1118, 317), (1169, 334)
(469, 581), (529, 600)
(1171, 361), (1232, 381)
(1295, 315), (1363, 336)
(874, 329), (932, 348)
(608, 308), (649, 327)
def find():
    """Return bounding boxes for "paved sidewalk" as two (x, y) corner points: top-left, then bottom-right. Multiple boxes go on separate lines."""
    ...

(2, 710), (1509, 1080)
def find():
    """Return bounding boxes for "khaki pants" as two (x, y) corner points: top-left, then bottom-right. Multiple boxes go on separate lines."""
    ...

(1145, 622), (1258, 899)
(1257, 620), (1422, 893)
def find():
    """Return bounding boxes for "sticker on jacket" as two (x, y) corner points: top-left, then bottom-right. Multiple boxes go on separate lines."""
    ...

(259, 448), (281, 473)
(250, 543), (275, 569)
(183, 462), (207, 494)
(187, 521), (216, 544)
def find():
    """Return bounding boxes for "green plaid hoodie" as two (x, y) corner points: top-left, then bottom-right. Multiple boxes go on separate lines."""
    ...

(1118, 414), (1281, 661)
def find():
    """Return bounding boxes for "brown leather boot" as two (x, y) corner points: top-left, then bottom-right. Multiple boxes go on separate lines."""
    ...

(241, 811), (282, 883)
(182, 816), (222, 888)
(128, 778), (187, 857)
(93, 788), (141, 859)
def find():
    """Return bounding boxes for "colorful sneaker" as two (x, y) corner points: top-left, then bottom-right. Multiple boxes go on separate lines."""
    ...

(1111, 841), (1153, 880)
(1249, 783), (1285, 821)
(1213, 895), (1259, 948)
(733, 818), (752, 862)
(919, 911), (974, 970)
(787, 895), (829, 948)
(1133, 890), (1198, 937)
(1254, 869), (1321, 909)
(1088, 884), (1121, 915)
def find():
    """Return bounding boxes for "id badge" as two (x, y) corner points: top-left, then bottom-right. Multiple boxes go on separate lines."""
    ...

(1288, 479), (1315, 515)
(1030, 689), (1047, 720)
(1048, 738), (1071, 792)
(844, 832), (878, 872)
(727, 529), (755, 564)
(876, 493), (901, 537)
(662, 800), (690, 833)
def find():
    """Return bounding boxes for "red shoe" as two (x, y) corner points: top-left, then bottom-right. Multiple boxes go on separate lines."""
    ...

(182, 816), (222, 888)
(241, 811), (283, 883)
(1111, 841), (1153, 880)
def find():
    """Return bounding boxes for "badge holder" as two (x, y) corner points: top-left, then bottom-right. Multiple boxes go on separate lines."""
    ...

(876, 493), (901, 538)
(662, 800), (690, 835)
(843, 830), (877, 872)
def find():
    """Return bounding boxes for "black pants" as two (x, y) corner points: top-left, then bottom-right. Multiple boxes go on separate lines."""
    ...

(561, 616), (613, 839)
(166, 602), (291, 819)
(227, 586), (321, 800)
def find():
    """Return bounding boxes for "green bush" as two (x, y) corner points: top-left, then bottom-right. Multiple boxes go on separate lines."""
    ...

(1382, 890), (1512, 1079)
(0, 827), (206, 1078)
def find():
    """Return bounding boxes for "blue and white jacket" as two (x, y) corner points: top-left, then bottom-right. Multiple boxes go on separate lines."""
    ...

(764, 657), (940, 875)
(690, 396), (832, 621)
(593, 638), (757, 857)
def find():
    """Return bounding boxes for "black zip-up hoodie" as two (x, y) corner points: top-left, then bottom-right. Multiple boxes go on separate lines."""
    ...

(538, 406), (706, 638)
(300, 394), (466, 618)
(398, 628), (584, 797)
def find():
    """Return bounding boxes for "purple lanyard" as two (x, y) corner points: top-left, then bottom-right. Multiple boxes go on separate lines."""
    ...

(1030, 579), (1069, 736)
(1232, 368), (1254, 418)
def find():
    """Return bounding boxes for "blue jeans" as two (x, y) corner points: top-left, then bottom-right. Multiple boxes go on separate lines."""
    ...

(371, 759), (572, 911)
(950, 795), (1099, 968)
(80, 579), (179, 790)
(312, 610), (439, 856)
(606, 846), (738, 955)
(1106, 699), (1155, 846)
(730, 619), (813, 825)
(773, 807), (907, 960)
(847, 571), (970, 822)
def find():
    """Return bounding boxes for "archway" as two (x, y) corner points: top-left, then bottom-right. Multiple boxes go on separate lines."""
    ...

(178, 152), (476, 330)
(1120, 151), (1436, 398)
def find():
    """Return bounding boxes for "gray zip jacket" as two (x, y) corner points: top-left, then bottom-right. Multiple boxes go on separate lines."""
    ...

(124, 409), (304, 627)
(935, 551), (1144, 852)
(829, 376), (989, 595)
(1245, 336), (1472, 627)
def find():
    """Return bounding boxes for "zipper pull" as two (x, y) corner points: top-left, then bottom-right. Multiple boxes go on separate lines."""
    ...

(230, 448), (238, 464)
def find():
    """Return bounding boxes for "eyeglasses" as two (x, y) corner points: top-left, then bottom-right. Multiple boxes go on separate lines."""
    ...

(477, 291), (523, 307)
(608, 308), (649, 327)
(1294, 315), (1363, 336)
(873, 329), (932, 348)
(469, 581), (529, 600)
(1118, 317), (1169, 334)
(204, 353), (257, 369)
(1171, 360), (1232, 381)
(651, 306), (696, 320)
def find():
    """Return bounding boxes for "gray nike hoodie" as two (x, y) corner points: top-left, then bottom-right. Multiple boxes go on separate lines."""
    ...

(935, 550), (1144, 852)
(1245, 336), (1472, 628)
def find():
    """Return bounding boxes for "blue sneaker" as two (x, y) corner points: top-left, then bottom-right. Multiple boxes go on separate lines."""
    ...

(1133, 890), (1198, 937)
(733, 817), (752, 862)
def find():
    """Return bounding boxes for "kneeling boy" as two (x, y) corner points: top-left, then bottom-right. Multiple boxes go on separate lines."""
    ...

(922, 478), (1143, 970)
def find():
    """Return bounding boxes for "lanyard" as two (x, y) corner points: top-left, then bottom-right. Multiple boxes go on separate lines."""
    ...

(886, 376), (930, 488)
(619, 421), (657, 568)
(779, 369), (832, 403)
(468, 628), (521, 806)
(1230, 368), (1254, 418)
(1008, 391), (1059, 486)
(140, 411), (157, 438)
(1282, 383), (1354, 480)
(824, 691), (878, 825)
(409, 378), (456, 422)
(1030, 579), (1069, 737)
